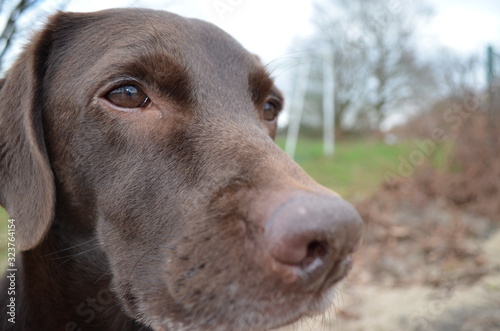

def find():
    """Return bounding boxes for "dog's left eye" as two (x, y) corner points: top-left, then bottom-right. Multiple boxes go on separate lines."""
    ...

(263, 100), (280, 122)
(105, 85), (150, 109)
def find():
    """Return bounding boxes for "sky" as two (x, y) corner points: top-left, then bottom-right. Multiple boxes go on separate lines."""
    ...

(429, 0), (500, 54)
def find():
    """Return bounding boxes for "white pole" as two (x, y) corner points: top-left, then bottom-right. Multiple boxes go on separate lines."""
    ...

(323, 52), (335, 157)
(285, 59), (311, 159)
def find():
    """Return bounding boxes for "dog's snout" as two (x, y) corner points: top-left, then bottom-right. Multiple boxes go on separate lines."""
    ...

(264, 193), (363, 288)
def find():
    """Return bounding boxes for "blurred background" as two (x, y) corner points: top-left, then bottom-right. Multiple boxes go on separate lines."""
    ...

(0, 0), (499, 330)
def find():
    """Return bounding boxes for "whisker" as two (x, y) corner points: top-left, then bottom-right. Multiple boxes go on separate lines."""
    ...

(54, 246), (102, 269)
(94, 269), (114, 285)
(42, 238), (99, 257)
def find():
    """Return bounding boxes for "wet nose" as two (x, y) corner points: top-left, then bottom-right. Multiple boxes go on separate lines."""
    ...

(264, 192), (363, 288)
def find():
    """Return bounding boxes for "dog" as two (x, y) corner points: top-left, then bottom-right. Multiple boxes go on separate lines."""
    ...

(0, 8), (363, 330)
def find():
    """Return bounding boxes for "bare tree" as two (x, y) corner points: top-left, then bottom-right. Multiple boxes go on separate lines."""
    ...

(0, 0), (72, 73)
(294, 0), (437, 133)
(2, 0), (38, 71)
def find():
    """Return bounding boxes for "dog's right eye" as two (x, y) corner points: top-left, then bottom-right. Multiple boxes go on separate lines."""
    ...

(105, 85), (150, 109)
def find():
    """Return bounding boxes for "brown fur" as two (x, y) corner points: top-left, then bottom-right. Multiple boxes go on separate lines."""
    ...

(0, 8), (362, 330)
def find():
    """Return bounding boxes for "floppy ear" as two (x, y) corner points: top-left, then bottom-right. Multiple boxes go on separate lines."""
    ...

(0, 27), (55, 251)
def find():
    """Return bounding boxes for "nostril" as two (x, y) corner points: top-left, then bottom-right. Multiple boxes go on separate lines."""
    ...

(301, 240), (329, 269)
(264, 193), (363, 289)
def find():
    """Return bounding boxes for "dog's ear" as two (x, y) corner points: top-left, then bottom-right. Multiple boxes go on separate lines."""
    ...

(0, 24), (55, 251)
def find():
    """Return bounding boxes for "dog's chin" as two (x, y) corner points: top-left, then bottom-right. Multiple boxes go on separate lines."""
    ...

(142, 285), (339, 331)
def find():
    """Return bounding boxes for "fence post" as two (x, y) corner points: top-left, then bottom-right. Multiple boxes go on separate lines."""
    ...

(285, 59), (311, 159)
(486, 45), (499, 152)
(322, 52), (335, 157)
(487, 45), (494, 88)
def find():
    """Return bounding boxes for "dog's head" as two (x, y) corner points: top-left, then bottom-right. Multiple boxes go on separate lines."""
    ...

(0, 8), (362, 330)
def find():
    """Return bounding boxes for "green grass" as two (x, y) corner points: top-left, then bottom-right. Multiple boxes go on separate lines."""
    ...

(276, 137), (416, 199)
(0, 208), (7, 224)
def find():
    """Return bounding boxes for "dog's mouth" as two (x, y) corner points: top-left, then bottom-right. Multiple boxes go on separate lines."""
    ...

(149, 286), (341, 331)
(261, 254), (354, 329)
(144, 254), (353, 331)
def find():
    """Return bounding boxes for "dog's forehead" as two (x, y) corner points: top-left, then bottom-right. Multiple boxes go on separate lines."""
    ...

(46, 8), (270, 100)
(91, 9), (257, 69)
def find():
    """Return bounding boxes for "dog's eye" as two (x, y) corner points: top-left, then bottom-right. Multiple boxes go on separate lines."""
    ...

(106, 85), (150, 109)
(263, 100), (280, 122)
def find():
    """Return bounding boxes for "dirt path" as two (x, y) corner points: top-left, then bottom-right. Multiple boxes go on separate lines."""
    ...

(278, 229), (500, 331)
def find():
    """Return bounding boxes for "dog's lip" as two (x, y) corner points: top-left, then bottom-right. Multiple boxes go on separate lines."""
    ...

(256, 284), (341, 330)
(150, 273), (344, 331)
(251, 255), (353, 329)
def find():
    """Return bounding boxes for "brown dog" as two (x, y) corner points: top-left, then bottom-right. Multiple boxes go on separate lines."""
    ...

(0, 8), (363, 331)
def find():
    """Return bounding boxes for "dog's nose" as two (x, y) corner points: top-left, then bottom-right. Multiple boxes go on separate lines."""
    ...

(264, 193), (363, 288)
